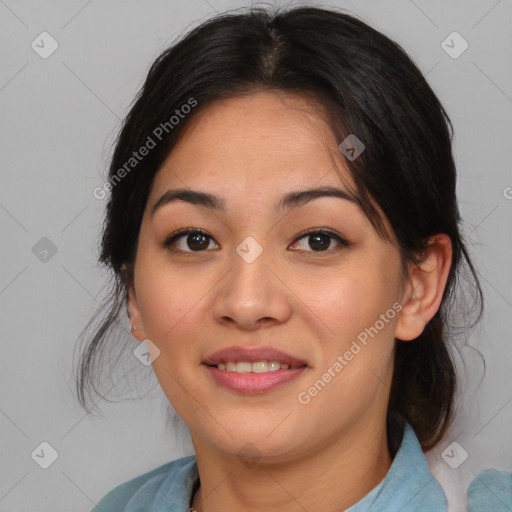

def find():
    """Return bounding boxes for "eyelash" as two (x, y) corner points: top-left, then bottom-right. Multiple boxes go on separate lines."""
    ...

(160, 227), (351, 256)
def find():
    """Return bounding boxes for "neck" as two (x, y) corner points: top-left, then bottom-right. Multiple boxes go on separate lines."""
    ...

(190, 416), (392, 512)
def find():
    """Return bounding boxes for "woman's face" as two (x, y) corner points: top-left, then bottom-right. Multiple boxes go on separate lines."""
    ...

(129, 91), (408, 462)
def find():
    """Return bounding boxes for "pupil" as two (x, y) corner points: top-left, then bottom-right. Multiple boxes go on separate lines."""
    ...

(188, 233), (209, 251)
(310, 234), (329, 251)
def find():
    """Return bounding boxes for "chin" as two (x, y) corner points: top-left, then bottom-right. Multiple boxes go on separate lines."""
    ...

(202, 425), (306, 464)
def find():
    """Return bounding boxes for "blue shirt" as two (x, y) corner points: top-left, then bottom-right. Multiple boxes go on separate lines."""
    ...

(91, 423), (509, 511)
(467, 468), (512, 512)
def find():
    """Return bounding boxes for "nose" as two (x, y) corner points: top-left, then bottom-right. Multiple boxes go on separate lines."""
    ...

(212, 244), (292, 331)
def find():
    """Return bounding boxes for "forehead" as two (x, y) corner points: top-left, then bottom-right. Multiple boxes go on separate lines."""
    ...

(150, 91), (356, 199)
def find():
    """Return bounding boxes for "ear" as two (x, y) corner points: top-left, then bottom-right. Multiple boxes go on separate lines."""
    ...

(124, 266), (149, 342)
(394, 234), (453, 342)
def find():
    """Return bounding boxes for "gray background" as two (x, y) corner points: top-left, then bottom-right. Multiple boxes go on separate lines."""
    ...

(1, 0), (511, 511)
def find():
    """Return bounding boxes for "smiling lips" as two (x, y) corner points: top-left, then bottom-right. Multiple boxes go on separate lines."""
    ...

(202, 345), (308, 394)
(202, 345), (308, 368)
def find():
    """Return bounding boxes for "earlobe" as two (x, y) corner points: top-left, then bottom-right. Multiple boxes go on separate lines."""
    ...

(394, 234), (453, 342)
(126, 284), (147, 342)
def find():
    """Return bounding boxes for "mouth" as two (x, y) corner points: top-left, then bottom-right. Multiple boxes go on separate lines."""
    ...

(201, 346), (309, 394)
(203, 361), (306, 372)
(202, 345), (309, 370)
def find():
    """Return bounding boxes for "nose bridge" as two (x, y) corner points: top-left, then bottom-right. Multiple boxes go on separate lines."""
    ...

(228, 234), (273, 301)
(212, 234), (290, 328)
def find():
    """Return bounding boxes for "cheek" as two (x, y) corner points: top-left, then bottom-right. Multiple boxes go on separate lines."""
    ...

(303, 264), (393, 341)
(133, 273), (215, 417)
(299, 280), (397, 429)
(301, 255), (400, 389)
(134, 250), (211, 342)
(136, 268), (211, 419)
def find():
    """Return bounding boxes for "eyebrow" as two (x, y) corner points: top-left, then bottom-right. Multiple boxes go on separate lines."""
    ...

(151, 185), (358, 217)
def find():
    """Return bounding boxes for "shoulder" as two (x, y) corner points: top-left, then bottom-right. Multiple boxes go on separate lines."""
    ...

(91, 455), (197, 512)
(467, 468), (512, 512)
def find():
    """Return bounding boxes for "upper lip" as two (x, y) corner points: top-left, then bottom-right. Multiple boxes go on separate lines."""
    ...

(202, 346), (309, 367)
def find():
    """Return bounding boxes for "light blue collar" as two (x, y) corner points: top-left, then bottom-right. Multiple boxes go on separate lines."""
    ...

(346, 422), (447, 511)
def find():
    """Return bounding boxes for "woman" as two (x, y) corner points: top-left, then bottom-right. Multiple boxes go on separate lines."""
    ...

(75, 5), (507, 511)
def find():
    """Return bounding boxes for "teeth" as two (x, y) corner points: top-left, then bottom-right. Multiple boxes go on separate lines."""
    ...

(268, 361), (282, 371)
(215, 360), (300, 372)
(236, 361), (252, 373)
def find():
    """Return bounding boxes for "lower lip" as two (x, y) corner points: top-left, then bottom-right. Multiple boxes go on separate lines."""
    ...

(203, 364), (307, 394)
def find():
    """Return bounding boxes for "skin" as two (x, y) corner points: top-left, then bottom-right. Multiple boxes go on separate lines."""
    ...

(127, 90), (452, 512)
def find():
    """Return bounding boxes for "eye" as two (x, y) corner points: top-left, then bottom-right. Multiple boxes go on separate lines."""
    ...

(289, 228), (350, 254)
(160, 228), (219, 253)
(160, 227), (351, 255)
